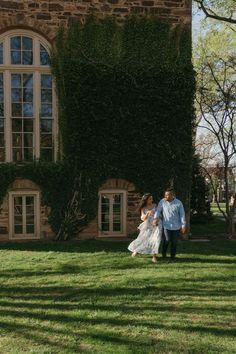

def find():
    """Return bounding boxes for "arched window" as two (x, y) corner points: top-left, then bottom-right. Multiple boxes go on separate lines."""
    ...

(0, 30), (57, 162)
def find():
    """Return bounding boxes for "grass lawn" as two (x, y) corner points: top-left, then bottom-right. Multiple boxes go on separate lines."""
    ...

(190, 217), (227, 236)
(0, 240), (235, 354)
(211, 203), (226, 213)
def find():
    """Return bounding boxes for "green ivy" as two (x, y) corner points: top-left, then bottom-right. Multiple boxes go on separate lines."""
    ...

(51, 16), (195, 203)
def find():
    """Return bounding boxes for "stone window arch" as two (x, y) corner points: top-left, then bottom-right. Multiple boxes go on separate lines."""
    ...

(0, 29), (57, 162)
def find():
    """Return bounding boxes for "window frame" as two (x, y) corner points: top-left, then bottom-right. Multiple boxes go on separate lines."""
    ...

(8, 190), (40, 240)
(98, 189), (127, 237)
(0, 29), (58, 162)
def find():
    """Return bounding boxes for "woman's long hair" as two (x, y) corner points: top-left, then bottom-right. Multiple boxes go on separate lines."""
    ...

(138, 193), (152, 215)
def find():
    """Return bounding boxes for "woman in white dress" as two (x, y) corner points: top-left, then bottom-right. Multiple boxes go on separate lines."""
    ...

(128, 193), (162, 263)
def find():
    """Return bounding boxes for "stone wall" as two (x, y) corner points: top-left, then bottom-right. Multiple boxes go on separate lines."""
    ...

(0, 0), (191, 42)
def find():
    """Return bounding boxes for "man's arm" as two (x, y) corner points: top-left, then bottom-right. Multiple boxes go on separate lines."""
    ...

(152, 200), (162, 225)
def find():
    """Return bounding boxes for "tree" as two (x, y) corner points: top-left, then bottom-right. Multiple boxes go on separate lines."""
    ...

(190, 155), (211, 222)
(195, 42), (236, 235)
(194, 0), (236, 24)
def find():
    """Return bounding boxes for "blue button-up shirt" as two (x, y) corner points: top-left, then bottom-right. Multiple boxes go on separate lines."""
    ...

(154, 198), (186, 230)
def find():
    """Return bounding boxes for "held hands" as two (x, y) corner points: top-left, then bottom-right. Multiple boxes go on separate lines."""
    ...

(152, 218), (158, 226)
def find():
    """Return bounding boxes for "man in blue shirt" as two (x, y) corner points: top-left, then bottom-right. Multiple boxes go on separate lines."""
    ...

(153, 188), (186, 260)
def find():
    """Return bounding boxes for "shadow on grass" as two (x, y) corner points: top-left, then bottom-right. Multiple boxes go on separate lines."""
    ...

(0, 283), (235, 301)
(0, 239), (235, 257)
(0, 280), (235, 352)
(0, 296), (235, 346)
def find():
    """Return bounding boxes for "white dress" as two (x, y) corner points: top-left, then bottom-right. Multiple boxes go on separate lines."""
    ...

(128, 207), (162, 255)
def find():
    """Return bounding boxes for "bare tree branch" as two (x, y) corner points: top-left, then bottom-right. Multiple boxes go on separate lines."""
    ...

(195, 0), (236, 24)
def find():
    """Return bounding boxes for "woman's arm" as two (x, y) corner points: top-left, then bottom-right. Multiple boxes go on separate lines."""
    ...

(141, 208), (151, 221)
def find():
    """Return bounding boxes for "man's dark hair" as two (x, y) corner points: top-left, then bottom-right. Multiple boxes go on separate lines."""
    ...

(165, 188), (175, 194)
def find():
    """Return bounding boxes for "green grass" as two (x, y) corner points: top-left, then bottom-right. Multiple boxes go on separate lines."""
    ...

(211, 203), (226, 213)
(190, 203), (235, 236)
(191, 217), (227, 236)
(0, 240), (235, 354)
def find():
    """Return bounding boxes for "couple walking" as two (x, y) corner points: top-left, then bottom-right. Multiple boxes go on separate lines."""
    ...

(128, 188), (186, 263)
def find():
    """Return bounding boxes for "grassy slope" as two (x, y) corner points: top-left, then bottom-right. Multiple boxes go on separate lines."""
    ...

(0, 240), (235, 354)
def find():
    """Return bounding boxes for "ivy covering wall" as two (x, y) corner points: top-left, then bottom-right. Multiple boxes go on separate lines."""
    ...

(0, 16), (195, 238)
(51, 16), (195, 204)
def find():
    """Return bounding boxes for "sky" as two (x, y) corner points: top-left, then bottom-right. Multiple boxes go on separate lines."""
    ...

(192, 3), (206, 43)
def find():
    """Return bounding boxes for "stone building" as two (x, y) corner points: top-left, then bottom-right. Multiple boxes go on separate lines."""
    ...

(0, 0), (192, 241)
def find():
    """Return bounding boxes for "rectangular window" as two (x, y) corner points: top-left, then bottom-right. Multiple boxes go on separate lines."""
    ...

(10, 193), (39, 239)
(99, 192), (126, 236)
(11, 73), (34, 161)
(0, 72), (4, 161)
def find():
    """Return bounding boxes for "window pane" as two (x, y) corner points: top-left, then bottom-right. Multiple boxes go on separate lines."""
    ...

(12, 119), (22, 132)
(13, 148), (22, 161)
(11, 36), (21, 50)
(26, 215), (34, 225)
(0, 103), (4, 117)
(22, 37), (32, 50)
(41, 104), (52, 117)
(26, 225), (34, 234)
(0, 133), (4, 146)
(23, 51), (33, 65)
(26, 205), (34, 214)
(0, 119), (4, 132)
(40, 45), (50, 65)
(41, 134), (52, 147)
(41, 119), (52, 133)
(11, 51), (21, 65)
(14, 216), (23, 225)
(23, 88), (33, 102)
(41, 89), (52, 103)
(23, 74), (33, 88)
(11, 88), (22, 102)
(41, 74), (52, 88)
(0, 89), (3, 102)
(113, 223), (121, 232)
(14, 205), (22, 215)
(14, 196), (22, 206)
(23, 103), (33, 117)
(24, 133), (33, 148)
(14, 225), (23, 234)
(101, 223), (109, 231)
(0, 43), (3, 64)
(12, 103), (22, 117)
(26, 196), (34, 205)
(0, 148), (4, 161)
(23, 119), (33, 132)
(12, 133), (22, 147)
(11, 74), (21, 88)
(0, 73), (3, 86)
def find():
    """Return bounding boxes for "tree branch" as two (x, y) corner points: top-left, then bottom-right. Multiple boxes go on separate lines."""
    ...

(195, 0), (236, 24)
